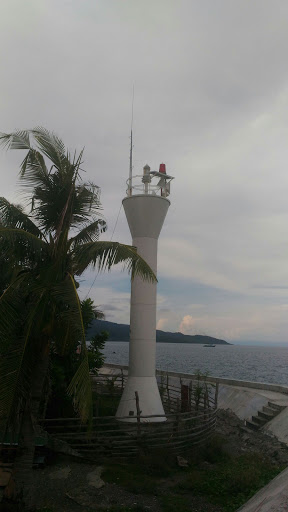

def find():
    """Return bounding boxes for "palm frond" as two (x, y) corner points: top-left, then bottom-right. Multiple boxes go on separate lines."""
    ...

(0, 198), (44, 238)
(66, 273), (93, 424)
(70, 219), (107, 247)
(31, 127), (68, 171)
(0, 280), (35, 431)
(0, 329), (34, 433)
(0, 130), (31, 150)
(20, 148), (50, 190)
(74, 241), (157, 282)
(0, 228), (48, 266)
(71, 182), (103, 226)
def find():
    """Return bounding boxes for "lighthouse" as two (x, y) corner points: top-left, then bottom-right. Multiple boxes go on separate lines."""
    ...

(116, 163), (174, 422)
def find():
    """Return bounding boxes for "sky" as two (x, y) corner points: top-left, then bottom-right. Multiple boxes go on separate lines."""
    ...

(1, 0), (288, 345)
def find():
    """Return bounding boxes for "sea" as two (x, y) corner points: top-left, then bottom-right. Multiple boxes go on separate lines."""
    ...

(103, 342), (288, 386)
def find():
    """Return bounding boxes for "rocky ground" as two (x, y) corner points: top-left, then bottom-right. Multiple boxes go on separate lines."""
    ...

(2, 409), (288, 512)
(215, 409), (288, 466)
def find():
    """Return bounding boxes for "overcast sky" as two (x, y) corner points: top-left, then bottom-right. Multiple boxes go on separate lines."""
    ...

(1, 0), (288, 345)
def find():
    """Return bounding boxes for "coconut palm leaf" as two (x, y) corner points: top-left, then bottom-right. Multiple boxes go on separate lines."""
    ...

(0, 279), (37, 431)
(70, 219), (107, 246)
(31, 127), (68, 171)
(0, 130), (31, 151)
(74, 241), (157, 282)
(71, 183), (103, 225)
(0, 275), (28, 351)
(0, 198), (44, 238)
(20, 148), (50, 191)
(0, 228), (48, 266)
(0, 326), (34, 433)
(66, 273), (92, 423)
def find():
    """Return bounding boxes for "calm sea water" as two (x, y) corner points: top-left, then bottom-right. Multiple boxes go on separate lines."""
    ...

(103, 342), (288, 386)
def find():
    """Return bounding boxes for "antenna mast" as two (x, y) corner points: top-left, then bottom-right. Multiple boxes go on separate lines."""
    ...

(128, 86), (134, 196)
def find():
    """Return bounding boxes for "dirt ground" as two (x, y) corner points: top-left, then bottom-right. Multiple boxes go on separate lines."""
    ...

(2, 410), (288, 512)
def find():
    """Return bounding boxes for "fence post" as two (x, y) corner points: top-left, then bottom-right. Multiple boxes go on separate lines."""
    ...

(121, 369), (124, 391)
(215, 381), (219, 409)
(135, 391), (141, 438)
(166, 373), (170, 411)
(181, 384), (189, 412)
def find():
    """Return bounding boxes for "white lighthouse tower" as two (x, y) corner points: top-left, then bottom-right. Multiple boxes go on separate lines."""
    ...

(116, 162), (174, 422)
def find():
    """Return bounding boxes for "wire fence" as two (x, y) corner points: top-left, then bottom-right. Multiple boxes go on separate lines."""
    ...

(41, 372), (218, 461)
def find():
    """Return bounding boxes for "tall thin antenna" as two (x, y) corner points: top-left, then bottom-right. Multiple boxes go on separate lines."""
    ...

(128, 85), (134, 196)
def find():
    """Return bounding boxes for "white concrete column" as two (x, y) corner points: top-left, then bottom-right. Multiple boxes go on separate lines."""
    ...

(116, 194), (170, 422)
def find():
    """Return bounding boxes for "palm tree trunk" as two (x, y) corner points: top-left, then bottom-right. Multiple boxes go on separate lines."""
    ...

(4, 343), (50, 509)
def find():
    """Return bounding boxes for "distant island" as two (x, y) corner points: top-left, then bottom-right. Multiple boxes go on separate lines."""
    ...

(87, 319), (231, 345)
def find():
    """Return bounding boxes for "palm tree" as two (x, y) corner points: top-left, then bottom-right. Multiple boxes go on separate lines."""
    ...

(0, 128), (156, 506)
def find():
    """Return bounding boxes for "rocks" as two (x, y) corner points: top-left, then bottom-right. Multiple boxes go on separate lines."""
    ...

(66, 487), (95, 508)
(49, 466), (71, 480)
(176, 456), (189, 468)
(216, 408), (288, 466)
(87, 467), (105, 489)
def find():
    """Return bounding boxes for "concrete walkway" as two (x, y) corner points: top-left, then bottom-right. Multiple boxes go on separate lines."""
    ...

(237, 466), (288, 511)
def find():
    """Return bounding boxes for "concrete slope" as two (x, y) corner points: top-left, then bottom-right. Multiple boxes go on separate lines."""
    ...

(263, 407), (288, 445)
(217, 385), (269, 421)
(237, 466), (288, 511)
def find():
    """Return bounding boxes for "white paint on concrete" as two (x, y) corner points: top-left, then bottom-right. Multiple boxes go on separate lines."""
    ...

(116, 194), (170, 422)
(237, 466), (288, 511)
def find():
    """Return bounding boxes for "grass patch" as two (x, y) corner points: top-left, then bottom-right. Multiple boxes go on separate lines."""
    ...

(175, 452), (283, 511)
(138, 448), (175, 477)
(187, 435), (229, 465)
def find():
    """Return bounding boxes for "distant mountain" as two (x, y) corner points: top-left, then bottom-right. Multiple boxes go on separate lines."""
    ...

(87, 319), (231, 345)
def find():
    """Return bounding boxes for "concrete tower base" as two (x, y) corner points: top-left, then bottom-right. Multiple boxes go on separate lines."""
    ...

(116, 376), (165, 422)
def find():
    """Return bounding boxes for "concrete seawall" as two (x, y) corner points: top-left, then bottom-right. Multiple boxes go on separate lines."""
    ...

(103, 362), (288, 394)
(102, 363), (288, 442)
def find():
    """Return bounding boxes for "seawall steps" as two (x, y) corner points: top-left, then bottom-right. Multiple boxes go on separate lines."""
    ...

(245, 402), (286, 431)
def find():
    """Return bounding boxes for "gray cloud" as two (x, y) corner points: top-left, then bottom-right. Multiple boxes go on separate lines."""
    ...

(2, 0), (288, 343)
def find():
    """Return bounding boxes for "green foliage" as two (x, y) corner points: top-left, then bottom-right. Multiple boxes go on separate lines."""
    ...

(81, 297), (104, 330)
(47, 301), (107, 417)
(138, 448), (175, 477)
(88, 331), (108, 374)
(191, 435), (229, 464)
(94, 393), (121, 417)
(175, 452), (283, 511)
